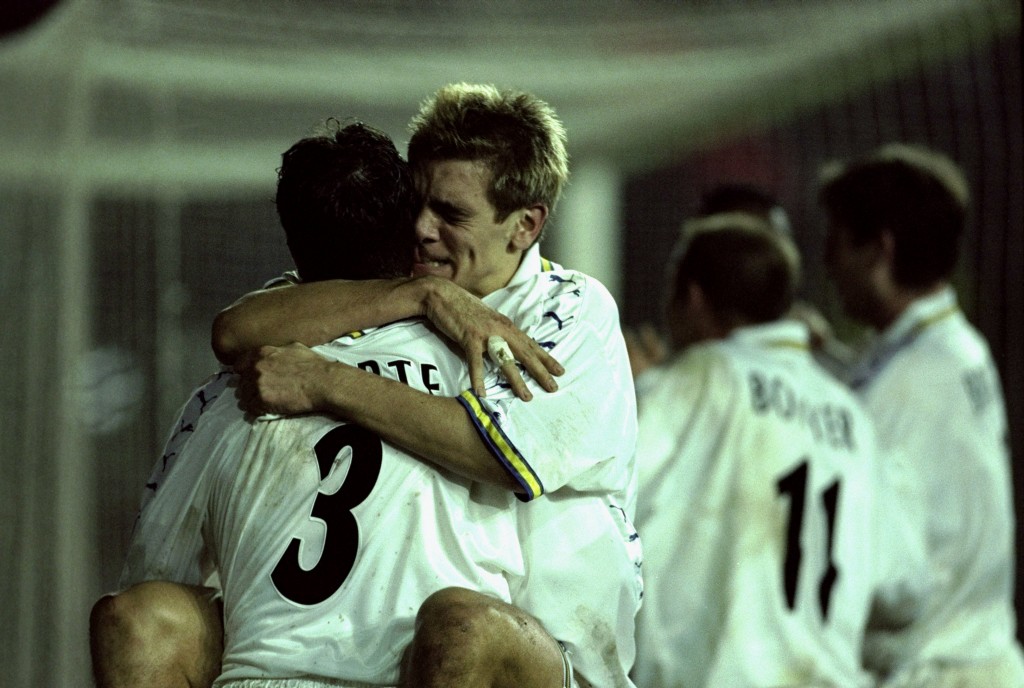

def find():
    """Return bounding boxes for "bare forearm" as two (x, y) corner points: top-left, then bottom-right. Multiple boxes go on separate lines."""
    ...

(212, 278), (434, 365)
(315, 362), (518, 491)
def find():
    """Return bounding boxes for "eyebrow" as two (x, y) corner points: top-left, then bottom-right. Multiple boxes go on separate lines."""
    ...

(428, 197), (469, 220)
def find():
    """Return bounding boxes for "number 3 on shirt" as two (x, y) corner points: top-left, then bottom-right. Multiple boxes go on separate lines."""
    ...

(776, 459), (840, 620)
(272, 424), (383, 605)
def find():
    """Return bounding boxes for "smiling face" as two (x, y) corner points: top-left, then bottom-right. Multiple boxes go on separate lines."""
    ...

(412, 159), (541, 297)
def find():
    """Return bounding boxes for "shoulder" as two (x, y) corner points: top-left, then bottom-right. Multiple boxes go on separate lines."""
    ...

(509, 267), (615, 311)
(655, 343), (744, 408)
(882, 318), (997, 401)
(929, 314), (994, 367)
(491, 268), (624, 350)
(533, 268), (622, 336)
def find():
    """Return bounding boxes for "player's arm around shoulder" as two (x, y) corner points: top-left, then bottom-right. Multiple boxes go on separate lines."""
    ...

(211, 276), (437, 365)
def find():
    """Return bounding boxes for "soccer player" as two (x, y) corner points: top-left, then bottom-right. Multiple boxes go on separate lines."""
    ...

(90, 122), (566, 688)
(820, 144), (1024, 687)
(216, 83), (641, 688)
(624, 183), (852, 385)
(630, 213), (914, 687)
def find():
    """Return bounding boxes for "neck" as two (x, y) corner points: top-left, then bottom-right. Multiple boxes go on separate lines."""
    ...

(874, 281), (947, 330)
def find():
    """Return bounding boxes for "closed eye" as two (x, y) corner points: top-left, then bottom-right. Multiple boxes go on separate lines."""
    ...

(429, 198), (469, 224)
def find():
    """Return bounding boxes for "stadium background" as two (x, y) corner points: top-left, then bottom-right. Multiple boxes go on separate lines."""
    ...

(1, 1), (1020, 685)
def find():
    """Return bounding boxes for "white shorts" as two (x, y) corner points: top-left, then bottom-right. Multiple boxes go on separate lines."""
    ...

(215, 680), (391, 688)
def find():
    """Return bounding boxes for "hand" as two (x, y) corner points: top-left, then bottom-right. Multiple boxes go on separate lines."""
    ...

(234, 343), (334, 416)
(623, 323), (668, 378)
(423, 279), (563, 400)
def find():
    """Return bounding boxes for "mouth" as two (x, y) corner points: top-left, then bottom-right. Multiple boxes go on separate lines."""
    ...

(412, 254), (453, 277)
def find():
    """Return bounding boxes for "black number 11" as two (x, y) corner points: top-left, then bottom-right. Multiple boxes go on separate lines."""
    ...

(776, 459), (841, 620)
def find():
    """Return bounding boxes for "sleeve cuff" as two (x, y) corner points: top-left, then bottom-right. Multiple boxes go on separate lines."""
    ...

(457, 390), (544, 501)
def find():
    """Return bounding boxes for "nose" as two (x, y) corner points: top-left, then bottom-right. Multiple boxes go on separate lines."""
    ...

(415, 206), (440, 244)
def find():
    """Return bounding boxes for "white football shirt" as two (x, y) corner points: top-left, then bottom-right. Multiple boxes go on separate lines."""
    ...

(848, 287), (1024, 686)
(126, 246), (641, 687)
(122, 319), (522, 685)
(632, 321), (886, 688)
(465, 247), (642, 688)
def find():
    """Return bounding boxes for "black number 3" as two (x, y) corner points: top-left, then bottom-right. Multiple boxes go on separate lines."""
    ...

(776, 458), (841, 620)
(272, 424), (383, 605)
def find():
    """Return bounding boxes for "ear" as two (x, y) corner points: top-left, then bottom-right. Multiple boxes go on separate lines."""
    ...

(687, 281), (705, 311)
(688, 282), (729, 339)
(878, 228), (896, 265)
(864, 228), (898, 288)
(509, 205), (548, 251)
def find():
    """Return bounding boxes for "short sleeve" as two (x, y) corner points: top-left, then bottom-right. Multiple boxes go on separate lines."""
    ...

(458, 271), (637, 500)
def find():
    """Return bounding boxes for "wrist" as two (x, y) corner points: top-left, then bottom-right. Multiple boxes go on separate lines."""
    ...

(309, 358), (354, 412)
(408, 275), (448, 319)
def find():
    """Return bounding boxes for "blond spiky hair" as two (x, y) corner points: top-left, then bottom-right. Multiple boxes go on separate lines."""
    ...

(408, 83), (570, 229)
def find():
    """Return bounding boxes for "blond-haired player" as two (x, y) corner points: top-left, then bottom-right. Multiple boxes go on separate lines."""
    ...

(226, 84), (642, 687)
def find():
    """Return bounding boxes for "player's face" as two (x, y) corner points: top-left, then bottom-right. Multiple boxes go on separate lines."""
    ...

(412, 159), (531, 297)
(824, 220), (885, 325)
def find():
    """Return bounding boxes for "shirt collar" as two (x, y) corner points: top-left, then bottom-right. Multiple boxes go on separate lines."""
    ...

(504, 243), (561, 289)
(874, 285), (959, 355)
(847, 286), (959, 389)
(726, 319), (812, 351)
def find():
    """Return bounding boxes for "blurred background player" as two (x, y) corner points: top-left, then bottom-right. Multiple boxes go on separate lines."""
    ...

(629, 213), (916, 688)
(820, 143), (1024, 688)
(625, 182), (853, 385)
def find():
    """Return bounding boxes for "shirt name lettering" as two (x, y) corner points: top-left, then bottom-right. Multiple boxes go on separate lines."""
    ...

(748, 370), (856, 451)
(358, 359), (441, 394)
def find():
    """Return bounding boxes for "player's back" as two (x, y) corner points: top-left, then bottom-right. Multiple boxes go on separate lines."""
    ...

(208, 320), (523, 685)
(634, 321), (877, 688)
(209, 415), (519, 684)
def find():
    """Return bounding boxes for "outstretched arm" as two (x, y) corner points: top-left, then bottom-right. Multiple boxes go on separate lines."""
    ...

(213, 275), (562, 398)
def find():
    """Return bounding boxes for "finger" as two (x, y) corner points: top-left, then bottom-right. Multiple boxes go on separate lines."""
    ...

(487, 336), (533, 401)
(513, 340), (562, 393)
(532, 341), (564, 378)
(235, 368), (271, 416)
(501, 360), (532, 401)
(468, 349), (486, 398)
(234, 376), (257, 413)
(230, 350), (255, 375)
(486, 336), (514, 367)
